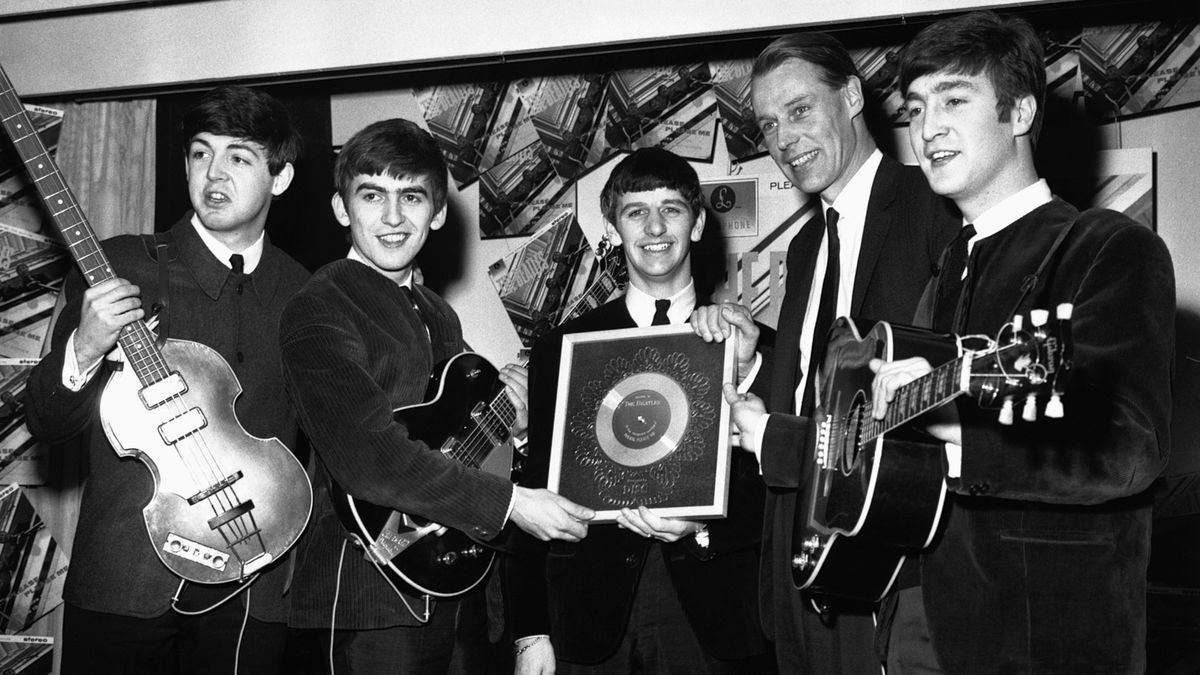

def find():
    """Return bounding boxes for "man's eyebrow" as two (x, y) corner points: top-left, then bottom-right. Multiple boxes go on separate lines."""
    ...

(907, 78), (981, 100)
(353, 181), (429, 196)
(226, 141), (265, 158)
(755, 94), (808, 122)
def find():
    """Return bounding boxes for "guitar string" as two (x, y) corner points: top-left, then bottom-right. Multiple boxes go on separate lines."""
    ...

(2, 91), (264, 574)
(446, 389), (515, 467)
(44, 150), (257, 565)
(446, 384), (518, 468)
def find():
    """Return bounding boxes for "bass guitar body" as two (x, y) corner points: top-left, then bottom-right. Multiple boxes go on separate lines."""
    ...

(331, 352), (514, 598)
(99, 338), (313, 585)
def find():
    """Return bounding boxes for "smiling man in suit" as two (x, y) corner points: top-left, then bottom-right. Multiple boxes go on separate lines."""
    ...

(503, 147), (771, 674)
(277, 118), (593, 673)
(693, 31), (959, 673)
(869, 11), (1174, 673)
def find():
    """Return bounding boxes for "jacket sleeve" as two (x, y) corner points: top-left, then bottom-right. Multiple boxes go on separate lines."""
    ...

(23, 267), (109, 444)
(278, 288), (512, 541)
(500, 333), (560, 639)
(956, 219), (1174, 504)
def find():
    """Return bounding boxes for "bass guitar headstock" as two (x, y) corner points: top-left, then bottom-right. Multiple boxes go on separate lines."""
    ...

(968, 303), (1074, 424)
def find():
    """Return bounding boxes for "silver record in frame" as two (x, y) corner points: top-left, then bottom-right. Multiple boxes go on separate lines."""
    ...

(548, 323), (735, 522)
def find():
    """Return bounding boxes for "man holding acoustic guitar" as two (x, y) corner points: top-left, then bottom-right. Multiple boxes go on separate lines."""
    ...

(24, 86), (312, 673)
(277, 118), (594, 673)
(869, 11), (1175, 674)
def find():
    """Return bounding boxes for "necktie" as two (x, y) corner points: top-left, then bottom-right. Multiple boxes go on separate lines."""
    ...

(801, 207), (840, 416)
(229, 254), (245, 362)
(932, 224), (976, 332)
(652, 298), (671, 326)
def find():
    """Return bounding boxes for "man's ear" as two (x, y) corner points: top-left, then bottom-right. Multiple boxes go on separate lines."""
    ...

(1012, 94), (1037, 137)
(271, 162), (295, 196)
(331, 192), (350, 227)
(689, 209), (707, 243)
(604, 219), (622, 246)
(430, 203), (448, 231)
(843, 75), (866, 117)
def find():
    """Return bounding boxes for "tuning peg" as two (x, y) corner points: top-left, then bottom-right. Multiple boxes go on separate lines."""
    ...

(1022, 394), (1038, 422)
(1011, 314), (1024, 332)
(1057, 303), (1073, 320)
(1030, 309), (1049, 327)
(999, 397), (1014, 425)
(1045, 393), (1064, 418)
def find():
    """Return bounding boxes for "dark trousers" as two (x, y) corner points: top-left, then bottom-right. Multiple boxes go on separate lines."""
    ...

(886, 586), (944, 674)
(61, 601), (288, 675)
(559, 545), (773, 675)
(322, 599), (459, 674)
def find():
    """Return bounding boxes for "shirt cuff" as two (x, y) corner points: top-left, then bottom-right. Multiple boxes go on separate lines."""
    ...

(944, 442), (962, 478)
(738, 352), (762, 391)
(61, 330), (104, 392)
(746, 413), (769, 466)
(503, 485), (517, 525)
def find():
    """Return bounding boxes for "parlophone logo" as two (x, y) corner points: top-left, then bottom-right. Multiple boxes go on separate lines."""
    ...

(709, 184), (737, 213)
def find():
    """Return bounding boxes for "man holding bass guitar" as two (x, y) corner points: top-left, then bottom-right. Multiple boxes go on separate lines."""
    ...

(24, 86), (312, 674)
(869, 11), (1175, 674)
(278, 118), (594, 673)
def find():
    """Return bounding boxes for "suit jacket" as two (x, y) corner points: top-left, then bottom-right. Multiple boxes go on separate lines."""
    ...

(913, 198), (1174, 674)
(501, 298), (769, 664)
(23, 215), (310, 621)
(755, 156), (960, 668)
(278, 259), (514, 629)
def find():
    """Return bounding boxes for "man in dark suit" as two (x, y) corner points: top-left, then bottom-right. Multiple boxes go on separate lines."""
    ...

(503, 148), (771, 673)
(24, 85), (310, 674)
(693, 32), (959, 673)
(278, 119), (594, 673)
(870, 11), (1173, 673)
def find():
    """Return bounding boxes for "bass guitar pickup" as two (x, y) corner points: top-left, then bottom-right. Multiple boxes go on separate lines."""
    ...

(140, 372), (188, 409)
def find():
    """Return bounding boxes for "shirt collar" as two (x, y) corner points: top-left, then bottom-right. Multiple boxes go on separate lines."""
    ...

(825, 149), (883, 225)
(346, 247), (414, 289)
(189, 212), (265, 273)
(969, 179), (1052, 248)
(624, 281), (696, 327)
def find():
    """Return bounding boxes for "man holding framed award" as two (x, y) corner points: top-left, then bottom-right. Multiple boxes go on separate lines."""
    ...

(502, 148), (772, 673)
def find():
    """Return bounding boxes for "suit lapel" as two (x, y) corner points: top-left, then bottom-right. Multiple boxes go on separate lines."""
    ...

(851, 156), (899, 316)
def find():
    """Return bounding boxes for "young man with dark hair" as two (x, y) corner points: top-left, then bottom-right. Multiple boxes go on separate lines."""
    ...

(504, 147), (771, 674)
(693, 31), (959, 674)
(869, 10), (1174, 673)
(25, 85), (310, 674)
(278, 118), (593, 673)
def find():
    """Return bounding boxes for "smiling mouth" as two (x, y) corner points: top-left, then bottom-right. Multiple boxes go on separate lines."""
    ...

(788, 150), (818, 168)
(378, 233), (410, 246)
(928, 150), (958, 165)
(640, 242), (673, 253)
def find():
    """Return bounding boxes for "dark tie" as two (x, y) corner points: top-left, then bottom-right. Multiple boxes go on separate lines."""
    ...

(652, 298), (671, 326)
(932, 224), (976, 332)
(229, 254), (245, 362)
(801, 207), (840, 416)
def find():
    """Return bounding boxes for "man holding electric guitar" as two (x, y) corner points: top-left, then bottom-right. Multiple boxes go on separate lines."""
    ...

(23, 86), (312, 674)
(870, 11), (1176, 674)
(278, 119), (594, 673)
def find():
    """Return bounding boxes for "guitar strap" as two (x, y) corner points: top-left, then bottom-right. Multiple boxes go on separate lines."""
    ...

(915, 213), (1079, 330)
(1001, 213), (1078, 323)
(142, 233), (177, 347)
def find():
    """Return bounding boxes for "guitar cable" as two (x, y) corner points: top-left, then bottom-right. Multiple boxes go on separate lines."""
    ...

(330, 539), (433, 672)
